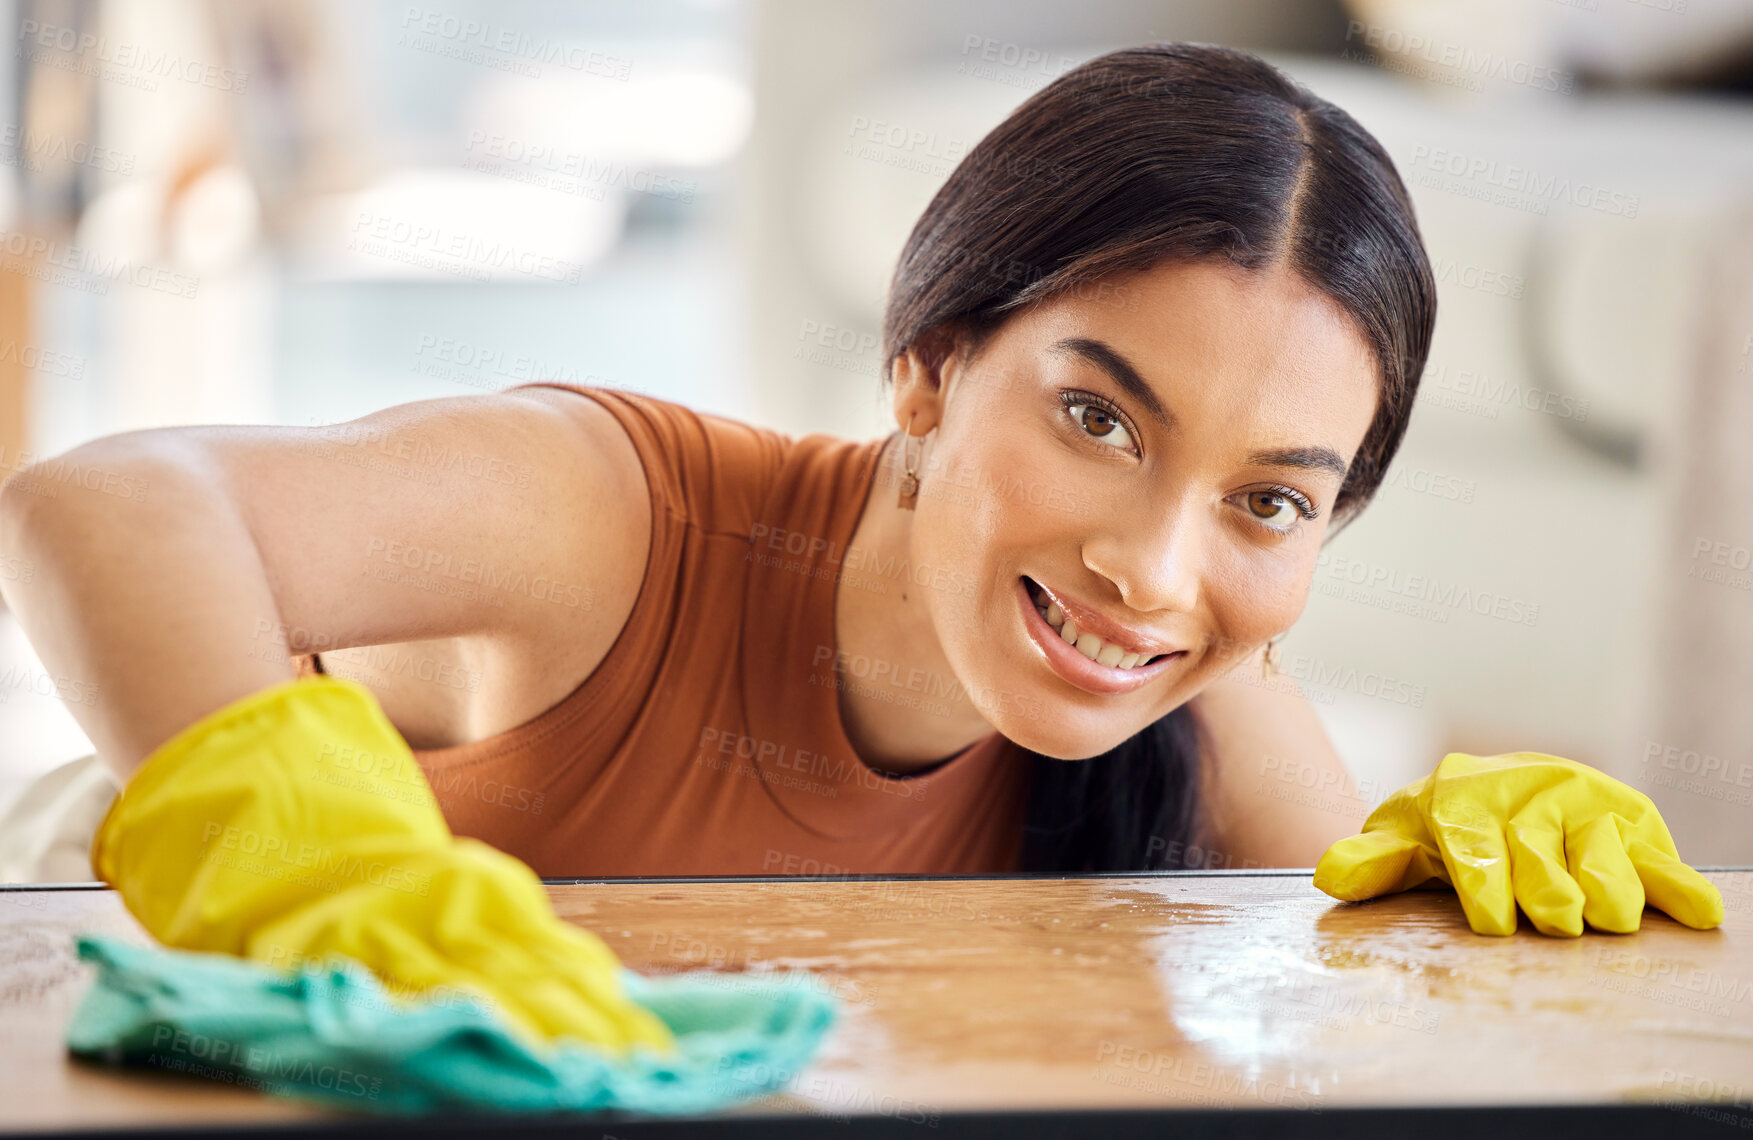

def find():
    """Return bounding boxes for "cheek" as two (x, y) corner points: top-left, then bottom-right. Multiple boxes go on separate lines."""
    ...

(914, 434), (1070, 630)
(926, 414), (1040, 529)
(1203, 540), (1317, 650)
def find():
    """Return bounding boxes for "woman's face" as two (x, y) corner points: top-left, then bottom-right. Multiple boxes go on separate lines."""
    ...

(895, 256), (1381, 759)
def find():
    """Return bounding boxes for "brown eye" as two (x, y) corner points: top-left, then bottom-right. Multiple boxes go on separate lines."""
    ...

(1248, 492), (1293, 521)
(1230, 485), (1316, 534)
(1069, 403), (1133, 450)
(1060, 393), (1135, 452)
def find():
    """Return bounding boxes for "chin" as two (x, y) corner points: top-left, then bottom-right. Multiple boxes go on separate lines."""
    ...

(988, 713), (1127, 761)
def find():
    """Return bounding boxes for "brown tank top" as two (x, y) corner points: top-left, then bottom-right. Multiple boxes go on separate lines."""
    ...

(298, 384), (1029, 876)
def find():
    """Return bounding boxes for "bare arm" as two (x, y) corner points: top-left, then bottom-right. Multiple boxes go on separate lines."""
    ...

(1188, 663), (1362, 868)
(0, 387), (646, 782)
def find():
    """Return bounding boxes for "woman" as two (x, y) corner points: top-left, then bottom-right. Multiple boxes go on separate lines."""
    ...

(0, 44), (1715, 1050)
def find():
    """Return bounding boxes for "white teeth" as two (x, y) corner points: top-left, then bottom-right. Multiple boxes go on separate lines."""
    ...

(1075, 632), (1104, 662)
(1030, 579), (1161, 670)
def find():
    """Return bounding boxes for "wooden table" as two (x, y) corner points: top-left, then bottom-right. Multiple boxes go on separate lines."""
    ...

(5, 871), (1753, 1137)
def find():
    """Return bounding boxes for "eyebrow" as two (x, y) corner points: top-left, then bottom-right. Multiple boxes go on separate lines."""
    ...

(1244, 446), (1350, 482)
(1050, 335), (1350, 481)
(1050, 336), (1173, 430)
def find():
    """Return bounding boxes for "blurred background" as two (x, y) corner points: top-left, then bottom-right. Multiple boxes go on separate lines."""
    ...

(2, 0), (1753, 871)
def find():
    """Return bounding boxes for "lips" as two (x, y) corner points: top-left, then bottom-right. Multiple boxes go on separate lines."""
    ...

(1023, 576), (1175, 663)
(1015, 576), (1183, 696)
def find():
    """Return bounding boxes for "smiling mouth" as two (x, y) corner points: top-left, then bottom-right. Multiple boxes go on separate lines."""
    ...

(1023, 576), (1170, 671)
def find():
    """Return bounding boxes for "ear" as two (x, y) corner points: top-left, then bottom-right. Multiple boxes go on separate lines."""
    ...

(890, 324), (964, 434)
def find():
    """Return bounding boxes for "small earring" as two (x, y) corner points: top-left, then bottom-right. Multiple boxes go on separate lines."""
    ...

(897, 414), (922, 511)
(1261, 635), (1284, 680)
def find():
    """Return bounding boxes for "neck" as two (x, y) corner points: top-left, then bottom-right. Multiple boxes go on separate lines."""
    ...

(832, 432), (997, 774)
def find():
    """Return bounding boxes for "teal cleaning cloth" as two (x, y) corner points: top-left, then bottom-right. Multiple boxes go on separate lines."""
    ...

(64, 935), (838, 1116)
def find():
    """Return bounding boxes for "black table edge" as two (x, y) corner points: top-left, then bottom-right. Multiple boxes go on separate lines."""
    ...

(9, 1101), (1753, 1140)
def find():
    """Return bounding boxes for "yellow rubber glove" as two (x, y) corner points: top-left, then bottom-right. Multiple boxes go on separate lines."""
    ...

(91, 674), (674, 1055)
(1313, 750), (1724, 937)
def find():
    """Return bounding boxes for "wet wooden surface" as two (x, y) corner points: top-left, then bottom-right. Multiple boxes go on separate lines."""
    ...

(3, 871), (1752, 1130)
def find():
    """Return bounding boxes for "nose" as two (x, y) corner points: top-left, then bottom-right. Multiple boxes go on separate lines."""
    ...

(1081, 491), (1203, 617)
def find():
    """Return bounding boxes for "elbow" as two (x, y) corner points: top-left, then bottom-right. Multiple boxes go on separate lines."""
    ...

(0, 439), (172, 597)
(0, 459), (54, 590)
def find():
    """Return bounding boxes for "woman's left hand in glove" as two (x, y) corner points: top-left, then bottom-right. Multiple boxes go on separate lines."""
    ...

(1313, 750), (1724, 936)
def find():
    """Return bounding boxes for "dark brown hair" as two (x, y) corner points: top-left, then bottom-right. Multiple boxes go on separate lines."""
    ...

(878, 42), (1436, 871)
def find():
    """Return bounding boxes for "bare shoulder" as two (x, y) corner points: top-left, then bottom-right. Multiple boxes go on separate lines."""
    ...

(317, 385), (656, 748)
(1188, 669), (1361, 868)
(491, 384), (655, 634)
(501, 385), (647, 499)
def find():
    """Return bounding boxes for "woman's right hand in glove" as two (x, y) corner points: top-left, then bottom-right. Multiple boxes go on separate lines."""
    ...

(92, 674), (674, 1055)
